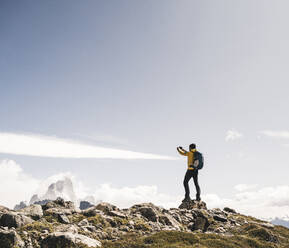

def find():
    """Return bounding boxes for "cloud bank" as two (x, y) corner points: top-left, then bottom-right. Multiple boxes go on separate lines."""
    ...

(0, 132), (175, 160)
(204, 185), (289, 220)
(1, 160), (289, 221)
(0, 160), (40, 208)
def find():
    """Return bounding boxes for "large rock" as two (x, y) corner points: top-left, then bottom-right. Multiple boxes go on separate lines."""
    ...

(0, 205), (9, 213)
(45, 207), (76, 216)
(179, 200), (207, 210)
(193, 216), (209, 232)
(95, 202), (119, 214)
(191, 209), (210, 232)
(130, 203), (163, 222)
(83, 202), (123, 218)
(0, 229), (25, 248)
(42, 198), (78, 217)
(80, 201), (94, 210)
(0, 212), (33, 228)
(0, 205), (9, 220)
(213, 214), (227, 223)
(223, 207), (237, 214)
(82, 207), (103, 217)
(58, 214), (70, 224)
(17, 204), (43, 220)
(42, 197), (75, 210)
(41, 232), (101, 248)
(158, 213), (182, 230)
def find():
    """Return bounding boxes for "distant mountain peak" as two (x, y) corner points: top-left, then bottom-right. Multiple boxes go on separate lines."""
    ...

(29, 177), (77, 205)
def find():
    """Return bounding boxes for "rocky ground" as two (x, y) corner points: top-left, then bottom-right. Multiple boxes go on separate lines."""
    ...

(0, 198), (289, 248)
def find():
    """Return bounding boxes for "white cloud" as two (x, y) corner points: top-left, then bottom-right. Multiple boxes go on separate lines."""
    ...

(204, 186), (289, 220)
(0, 132), (176, 160)
(0, 160), (40, 208)
(234, 184), (258, 192)
(225, 129), (243, 141)
(260, 130), (289, 139)
(92, 183), (181, 209)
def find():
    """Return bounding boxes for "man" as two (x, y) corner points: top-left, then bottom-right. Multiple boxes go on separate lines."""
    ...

(177, 143), (201, 202)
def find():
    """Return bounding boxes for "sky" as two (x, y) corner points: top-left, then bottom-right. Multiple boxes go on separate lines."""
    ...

(1, 0), (289, 220)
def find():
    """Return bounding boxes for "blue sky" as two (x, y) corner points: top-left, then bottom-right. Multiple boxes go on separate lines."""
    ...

(1, 1), (289, 218)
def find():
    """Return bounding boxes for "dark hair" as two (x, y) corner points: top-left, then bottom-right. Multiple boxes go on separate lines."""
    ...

(189, 143), (196, 150)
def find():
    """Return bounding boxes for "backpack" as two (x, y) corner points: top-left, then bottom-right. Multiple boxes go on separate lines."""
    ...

(193, 151), (204, 170)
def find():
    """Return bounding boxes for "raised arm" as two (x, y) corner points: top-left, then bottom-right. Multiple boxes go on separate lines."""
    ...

(177, 146), (188, 156)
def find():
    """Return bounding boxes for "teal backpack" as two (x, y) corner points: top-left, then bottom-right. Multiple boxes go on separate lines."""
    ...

(193, 151), (204, 170)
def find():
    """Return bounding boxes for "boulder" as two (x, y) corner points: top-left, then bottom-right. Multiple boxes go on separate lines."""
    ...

(82, 207), (104, 217)
(95, 202), (119, 214)
(0, 205), (9, 220)
(0, 205), (9, 213)
(179, 200), (207, 210)
(109, 210), (127, 218)
(138, 207), (158, 222)
(18, 204), (43, 220)
(41, 232), (101, 248)
(191, 210), (210, 232)
(58, 214), (70, 224)
(158, 213), (182, 230)
(45, 207), (76, 216)
(83, 202), (124, 218)
(213, 214), (227, 223)
(42, 198), (76, 212)
(130, 203), (162, 222)
(80, 201), (94, 210)
(223, 207), (237, 214)
(0, 229), (25, 248)
(192, 216), (209, 232)
(0, 212), (33, 228)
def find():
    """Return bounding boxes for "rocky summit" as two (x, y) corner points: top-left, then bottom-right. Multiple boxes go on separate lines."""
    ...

(0, 198), (289, 248)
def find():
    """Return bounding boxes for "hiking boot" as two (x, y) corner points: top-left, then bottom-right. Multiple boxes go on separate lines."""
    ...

(196, 197), (201, 202)
(182, 196), (191, 202)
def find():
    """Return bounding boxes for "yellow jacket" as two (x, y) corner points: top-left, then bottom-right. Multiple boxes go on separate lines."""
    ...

(177, 147), (196, 170)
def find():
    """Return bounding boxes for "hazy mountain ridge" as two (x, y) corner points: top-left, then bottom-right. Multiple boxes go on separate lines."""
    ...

(1, 198), (289, 247)
(29, 177), (77, 205)
(14, 177), (97, 211)
(271, 217), (289, 228)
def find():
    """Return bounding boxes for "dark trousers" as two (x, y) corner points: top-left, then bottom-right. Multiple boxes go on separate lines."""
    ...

(183, 169), (200, 199)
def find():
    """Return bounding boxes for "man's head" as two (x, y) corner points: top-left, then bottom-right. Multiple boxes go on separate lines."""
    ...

(189, 143), (196, 151)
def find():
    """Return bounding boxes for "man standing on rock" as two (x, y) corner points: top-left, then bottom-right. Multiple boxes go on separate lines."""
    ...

(177, 143), (203, 202)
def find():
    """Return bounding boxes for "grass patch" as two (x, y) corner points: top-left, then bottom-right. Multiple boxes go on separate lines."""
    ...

(69, 213), (85, 224)
(19, 221), (54, 233)
(102, 230), (285, 248)
(87, 214), (110, 228)
(134, 218), (151, 231)
(43, 214), (58, 223)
